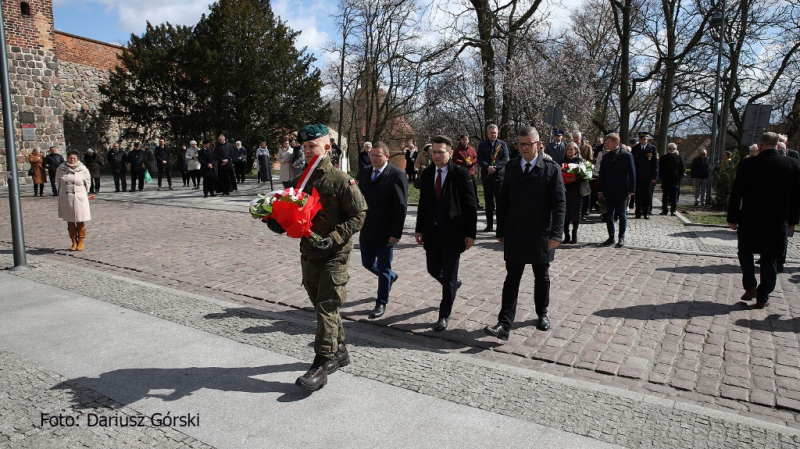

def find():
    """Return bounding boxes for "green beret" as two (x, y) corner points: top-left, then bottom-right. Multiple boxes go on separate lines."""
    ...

(297, 124), (329, 143)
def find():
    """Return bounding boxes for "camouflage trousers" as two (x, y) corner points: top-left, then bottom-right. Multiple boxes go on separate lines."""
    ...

(301, 251), (350, 358)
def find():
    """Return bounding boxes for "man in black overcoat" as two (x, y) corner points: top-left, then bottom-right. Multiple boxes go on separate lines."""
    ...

(631, 131), (659, 219)
(415, 135), (478, 332)
(154, 138), (173, 191)
(215, 134), (236, 195)
(659, 143), (684, 216)
(106, 142), (127, 192)
(127, 142), (146, 192)
(728, 132), (800, 308)
(483, 126), (566, 340)
(198, 140), (218, 198)
(357, 141), (408, 319)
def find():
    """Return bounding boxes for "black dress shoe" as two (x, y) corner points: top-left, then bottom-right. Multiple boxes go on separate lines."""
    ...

(644, 215), (650, 220)
(660, 211), (668, 215)
(369, 304), (386, 319)
(483, 323), (510, 341)
(615, 238), (626, 248)
(296, 355), (328, 391)
(602, 237), (615, 246)
(455, 279), (462, 291)
(434, 317), (448, 331)
(537, 314), (551, 331)
(391, 273), (399, 286)
(482, 226), (493, 232)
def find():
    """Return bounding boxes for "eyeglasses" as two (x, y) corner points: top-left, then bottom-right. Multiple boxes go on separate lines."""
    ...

(430, 150), (448, 155)
(518, 142), (538, 149)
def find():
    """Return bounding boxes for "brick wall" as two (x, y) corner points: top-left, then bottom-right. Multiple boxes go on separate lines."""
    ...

(2, 0), (55, 51)
(54, 31), (122, 71)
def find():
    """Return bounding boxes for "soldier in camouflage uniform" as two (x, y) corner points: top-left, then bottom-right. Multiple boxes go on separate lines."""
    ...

(266, 124), (367, 391)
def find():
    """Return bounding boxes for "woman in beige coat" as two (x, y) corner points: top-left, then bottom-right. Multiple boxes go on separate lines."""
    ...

(57, 150), (92, 251)
(28, 148), (47, 196)
(278, 139), (294, 188)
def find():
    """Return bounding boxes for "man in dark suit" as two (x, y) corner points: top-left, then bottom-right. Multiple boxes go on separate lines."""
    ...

(598, 133), (636, 247)
(415, 135), (478, 332)
(484, 126), (566, 340)
(127, 142), (146, 192)
(198, 140), (218, 198)
(631, 131), (659, 219)
(106, 142), (127, 192)
(728, 132), (800, 309)
(357, 141), (408, 319)
(154, 138), (173, 191)
(477, 124), (509, 232)
(214, 134), (236, 195)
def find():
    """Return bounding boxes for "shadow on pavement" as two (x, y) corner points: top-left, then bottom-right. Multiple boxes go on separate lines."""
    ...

(735, 313), (800, 333)
(595, 300), (748, 320)
(669, 230), (735, 239)
(656, 264), (742, 274)
(53, 362), (311, 408)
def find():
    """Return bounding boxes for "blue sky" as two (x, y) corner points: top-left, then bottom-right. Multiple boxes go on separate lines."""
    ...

(52, 0), (335, 61)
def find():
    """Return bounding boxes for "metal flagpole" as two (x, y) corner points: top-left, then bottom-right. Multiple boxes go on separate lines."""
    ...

(0, 5), (28, 270)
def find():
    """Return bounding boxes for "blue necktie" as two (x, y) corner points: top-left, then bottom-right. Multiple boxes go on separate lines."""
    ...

(371, 169), (380, 182)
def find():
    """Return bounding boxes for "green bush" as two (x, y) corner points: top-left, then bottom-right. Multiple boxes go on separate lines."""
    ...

(713, 149), (740, 210)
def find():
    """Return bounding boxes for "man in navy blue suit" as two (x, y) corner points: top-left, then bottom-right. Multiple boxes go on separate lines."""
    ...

(477, 124), (509, 232)
(356, 141), (408, 319)
(598, 133), (636, 247)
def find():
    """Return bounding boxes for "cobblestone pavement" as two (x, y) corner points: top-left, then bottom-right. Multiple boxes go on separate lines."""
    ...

(1, 179), (799, 422)
(0, 348), (211, 448)
(4, 254), (800, 448)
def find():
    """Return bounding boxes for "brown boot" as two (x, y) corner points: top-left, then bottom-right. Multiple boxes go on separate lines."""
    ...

(68, 223), (77, 251)
(76, 222), (86, 251)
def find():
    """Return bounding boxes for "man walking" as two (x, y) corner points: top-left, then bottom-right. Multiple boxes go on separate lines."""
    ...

(659, 143), (684, 216)
(598, 133), (636, 247)
(357, 141), (408, 319)
(477, 124), (508, 232)
(631, 131), (659, 219)
(415, 135), (478, 332)
(728, 132), (800, 309)
(484, 126), (565, 340)
(107, 142), (127, 192)
(691, 150), (710, 206)
(127, 142), (146, 192)
(215, 134), (236, 195)
(265, 124), (367, 392)
(234, 140), (248, 184)
(43, 146), (64, 196)
(154, 138), (173, 191)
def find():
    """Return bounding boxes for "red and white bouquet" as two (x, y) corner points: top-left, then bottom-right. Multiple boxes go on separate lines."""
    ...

(250, 155), (324, 240)
(561, 161), (593, 184)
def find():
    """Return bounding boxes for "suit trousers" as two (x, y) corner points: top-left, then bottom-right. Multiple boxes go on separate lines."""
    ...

(483, 178), (502, 227)
(48, 171), (58, 195)
(605, 198), (628, 239)
(234, 161), (247, 183)
(635, 181), (654, 216)
(202, 173), (217, 196)
(661, 182), (679, 213)
(499, 262), (550, 329)
(218, 169), (232, 194)
(130, 170), (145, 191)
(425, 231), (461, 320)
(157, 164), (172, 187)
(112, 171), (127, 191)
(360, 243), (396, 305)
(738, 251), (778, 303)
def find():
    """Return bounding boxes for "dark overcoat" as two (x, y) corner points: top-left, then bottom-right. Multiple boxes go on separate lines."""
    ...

(415, 161), (478, 253)
(598, 147), (636, 201)
(497, 155), (566, 265)
(357, 163), (408, 247)
(727, 149), (800, 256)
(198, 148), (218, 176)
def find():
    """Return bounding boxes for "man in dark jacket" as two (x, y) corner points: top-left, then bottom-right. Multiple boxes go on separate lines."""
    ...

(477, 124), (509, 232)
(154, 138), (173, 191)
(214, 134), (236, 195)
(484, 126), (565, 340)
(545, 128), (566, 164)
(631, 131), (659, 219)
(598, 133), (636, 247)
(234, 141), (248, 184)
(728, 132), (800, 309)
(198, 140), (218, 197)
(127, 142), (146, 192)
(359, 142), (372, 170)
(357, 141), (408, 319)
(659, 143), (685, 216)
(690, 150), (710, 206)
(43, 146), (64, 196)
(107, 142), (127, 192)
(415, 135), (478, 332)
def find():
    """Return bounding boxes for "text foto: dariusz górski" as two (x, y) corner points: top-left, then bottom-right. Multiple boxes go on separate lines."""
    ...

(40, 412), (200, 428)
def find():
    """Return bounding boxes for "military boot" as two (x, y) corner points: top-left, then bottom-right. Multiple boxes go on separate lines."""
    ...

(295, 355), (329, 391)
(325, 343), (350, 374)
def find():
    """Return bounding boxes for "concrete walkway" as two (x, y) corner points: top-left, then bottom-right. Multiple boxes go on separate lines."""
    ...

(0, 270), (619, 448)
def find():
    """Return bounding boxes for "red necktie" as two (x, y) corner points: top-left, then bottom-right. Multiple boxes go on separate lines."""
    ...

(435, 169), (442, 199)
